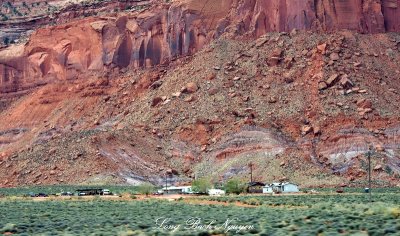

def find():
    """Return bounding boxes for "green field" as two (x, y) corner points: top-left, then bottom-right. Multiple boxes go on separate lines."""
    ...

(0, 185), (140, 197)
(204, 192), (400, 207)
(0, 188), (399, 235)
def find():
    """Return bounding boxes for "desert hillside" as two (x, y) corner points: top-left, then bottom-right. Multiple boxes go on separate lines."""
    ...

(0, 0), (399, 187)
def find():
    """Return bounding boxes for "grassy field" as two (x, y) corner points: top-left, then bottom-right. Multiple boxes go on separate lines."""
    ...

(203, 192), (400, 206)
(0, 185), (140, 196)
(0, 188), (399, 235)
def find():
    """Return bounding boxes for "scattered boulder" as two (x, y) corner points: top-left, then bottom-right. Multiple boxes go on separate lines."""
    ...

(255, 37), (268, 47)
(375, 144), (385, 152)
(90, 21), (107, 32)
(373, 164), (383, 171)
(151, 97), (163, 107)
(268, 97), (277, 103)
(284, 56), (294, 69)
(356, 99), (372, 109)
(326, 74), (339, 87)
(172, 92), (181, 98)
(150, 80), (163, 89)
(358, 107), (373, 116)
(283, 74), (294, 83)
(313, 126), (321, 135)
(330, 52), (340, 61)
(184, 96), (195, 102)
(267, 49), (283, 66)
(301, 49), (309, 56)
(301, 125), (313, 135)
(267, 57), (280, 66)
(182, 82), (198, 94)
(205, 73), (216, 80)
(208, 88), (219, 95)
(317, 43), (327, 54)
(272, 48), (283, 57)
(48, 148), (57, 155)
(318, 81), (328, 90)
(339, 75), (354, 89)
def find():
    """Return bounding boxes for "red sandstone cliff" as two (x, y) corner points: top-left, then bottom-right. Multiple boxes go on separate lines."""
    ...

(1, 0), (400, 95)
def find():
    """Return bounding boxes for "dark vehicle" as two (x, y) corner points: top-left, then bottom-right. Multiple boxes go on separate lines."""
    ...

(23, 192), (37, 197)
(336, 188), (344, 193)
(25, 192), (48, 197)
(77, 192), (87, 196)
(61, 192), (74, 196)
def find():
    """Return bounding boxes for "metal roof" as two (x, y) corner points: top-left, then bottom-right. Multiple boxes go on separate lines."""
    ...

(263, 182), (298, 187)
(161, 186), (191, 190)
(248, 182), (265, 187)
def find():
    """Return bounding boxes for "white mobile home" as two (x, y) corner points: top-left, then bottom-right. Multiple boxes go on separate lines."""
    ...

(160, 186), (193, 194)
(262, 185), (273, 194)
(263, 182), (299, 194)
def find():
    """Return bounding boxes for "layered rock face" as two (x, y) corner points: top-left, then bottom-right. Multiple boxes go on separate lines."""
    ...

(0, 0), (400, 94)
(233, 0), (387, 36)
(383, 0), (400, 31)
(0, 0), (233, 93)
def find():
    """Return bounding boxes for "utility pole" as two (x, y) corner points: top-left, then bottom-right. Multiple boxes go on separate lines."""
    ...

(366, 145), (373, 202)
(248, 162), (253, 183)
(165, 173), (168, 194)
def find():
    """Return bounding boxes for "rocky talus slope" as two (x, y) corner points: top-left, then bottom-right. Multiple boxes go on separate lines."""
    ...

(2, 0), (400, 94)
(0, 0), (399, 187)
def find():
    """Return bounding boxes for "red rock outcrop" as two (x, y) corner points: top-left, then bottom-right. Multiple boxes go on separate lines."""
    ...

(0, 0), (234, 93)
(231, 0), (387, 36)
(382, 0), (400, 31)
(1, 0), (400, 95)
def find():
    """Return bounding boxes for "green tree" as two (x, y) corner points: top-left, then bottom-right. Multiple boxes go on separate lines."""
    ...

(192, 178), (213, 194)
(137, 183), (155, 196)
(3, 37), (10, 45)
(1, 14), (8, 22)
(225, 178), (246, 195)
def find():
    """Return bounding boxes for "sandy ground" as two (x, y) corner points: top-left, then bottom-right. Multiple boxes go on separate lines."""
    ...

(0, 192), (354, 209)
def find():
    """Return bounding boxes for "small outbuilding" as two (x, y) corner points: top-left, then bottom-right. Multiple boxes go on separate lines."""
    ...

(263, 182), (299, 194)
(247, 182), (265, 193)
(208, 189), (225, 196)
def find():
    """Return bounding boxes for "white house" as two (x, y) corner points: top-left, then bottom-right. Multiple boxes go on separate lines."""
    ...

(208, 189), (225, 196)
(262, 185), (273, 194)
(263, 182), (299, 194)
